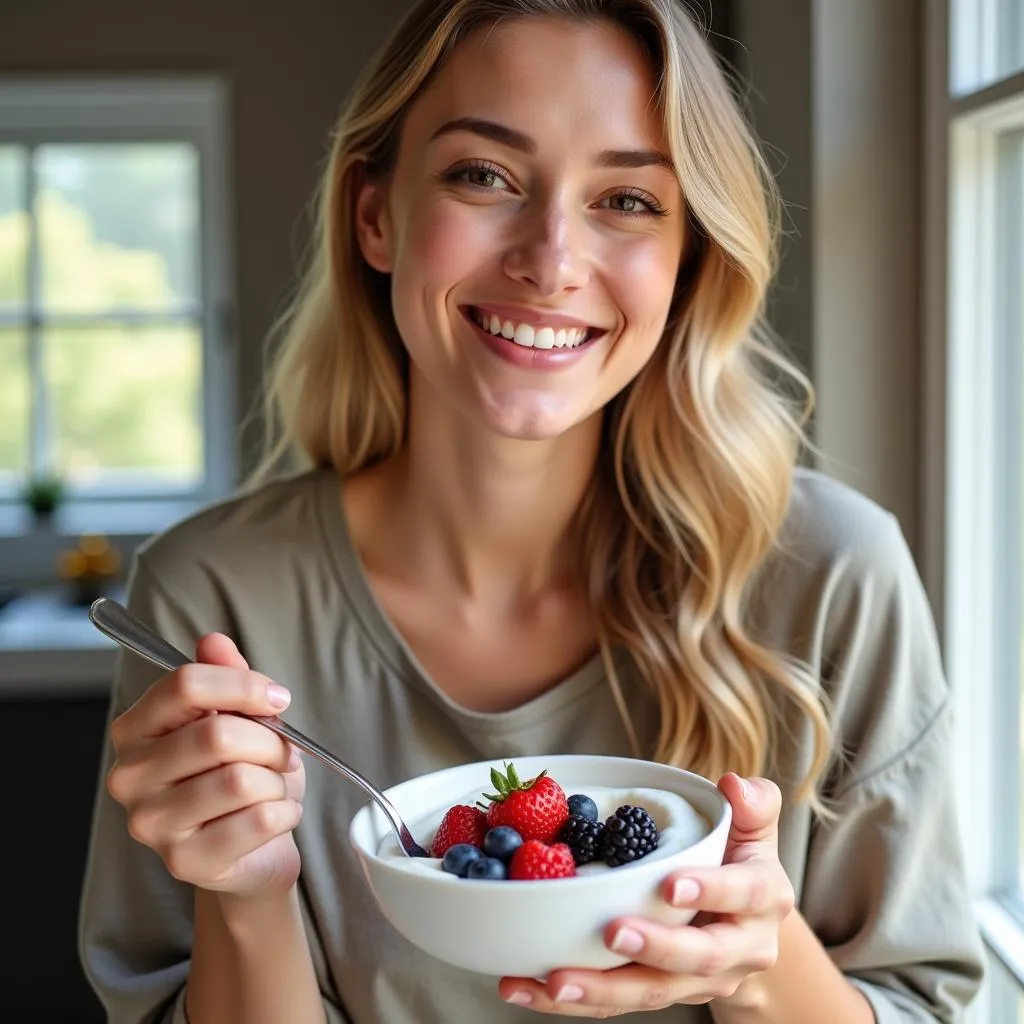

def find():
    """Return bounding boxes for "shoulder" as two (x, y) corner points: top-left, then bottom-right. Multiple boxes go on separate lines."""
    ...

(754, 468), (949, 783)
(776, 466), (907, 578)
(133, 469), (332, 605)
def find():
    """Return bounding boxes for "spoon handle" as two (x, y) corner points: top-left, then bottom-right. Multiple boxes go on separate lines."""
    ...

(89, 596), (427, 857)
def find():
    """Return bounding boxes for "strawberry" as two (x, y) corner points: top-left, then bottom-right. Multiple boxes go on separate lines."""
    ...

(431, 804), (487, 858)
(508, 839), (577, 881)
(480, 762), (569, 843)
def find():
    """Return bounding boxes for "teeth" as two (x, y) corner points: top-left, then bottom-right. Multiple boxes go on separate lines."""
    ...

(471, 308), (590, 350)
(513, 323), (535, 347)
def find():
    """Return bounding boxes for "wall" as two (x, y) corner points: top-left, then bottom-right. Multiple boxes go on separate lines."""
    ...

(732, 0), (923, 555)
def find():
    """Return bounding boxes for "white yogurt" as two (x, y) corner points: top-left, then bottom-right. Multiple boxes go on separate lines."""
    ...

(375, 785), (710, 876)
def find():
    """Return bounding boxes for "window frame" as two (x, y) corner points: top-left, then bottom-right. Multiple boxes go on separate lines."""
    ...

(0, 75), (237, 543)
(925, 0), (1024, 1003)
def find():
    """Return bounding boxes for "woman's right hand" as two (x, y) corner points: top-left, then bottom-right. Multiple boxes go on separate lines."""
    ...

(105, 633), (306, 899)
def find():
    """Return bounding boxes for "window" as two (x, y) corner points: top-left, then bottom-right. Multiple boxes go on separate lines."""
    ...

(0, 77), (236, 541)
(927, 0), (1024, 1015)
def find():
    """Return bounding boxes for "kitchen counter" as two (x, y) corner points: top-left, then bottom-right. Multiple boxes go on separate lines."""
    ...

(0, 591), (117, 698)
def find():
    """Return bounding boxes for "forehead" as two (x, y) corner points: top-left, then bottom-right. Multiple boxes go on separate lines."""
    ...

(405, 16), (667, 152)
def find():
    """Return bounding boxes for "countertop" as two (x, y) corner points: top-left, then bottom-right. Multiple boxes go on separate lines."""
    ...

(0, 591), (117, 699)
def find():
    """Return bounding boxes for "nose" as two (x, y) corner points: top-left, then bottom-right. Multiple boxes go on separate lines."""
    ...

(502, 197), (590, 297)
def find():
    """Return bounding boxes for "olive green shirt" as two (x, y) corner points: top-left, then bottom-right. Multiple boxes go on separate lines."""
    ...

(78, 467), (985, 1023)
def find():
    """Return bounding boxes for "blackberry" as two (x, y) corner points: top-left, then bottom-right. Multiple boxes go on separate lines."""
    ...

(560, 813), (606, 865)
(601, 805), (659, 867)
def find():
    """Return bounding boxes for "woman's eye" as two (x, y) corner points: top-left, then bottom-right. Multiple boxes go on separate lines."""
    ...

(602, 191), (663, 216)
(457, 167), (510, 190)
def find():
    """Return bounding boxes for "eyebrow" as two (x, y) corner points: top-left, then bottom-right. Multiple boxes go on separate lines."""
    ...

(429, 117), (674, 171)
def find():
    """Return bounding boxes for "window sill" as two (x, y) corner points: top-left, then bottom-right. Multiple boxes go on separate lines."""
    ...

(979, 895), (1024, 989)
(0, 589), (117, 699)
(0, 497), (207, 588)
(0, 497), (205, 539)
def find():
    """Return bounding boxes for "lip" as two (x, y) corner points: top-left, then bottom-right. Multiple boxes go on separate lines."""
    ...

(466, 303), (601, 332)
(460, 307), (602, 369)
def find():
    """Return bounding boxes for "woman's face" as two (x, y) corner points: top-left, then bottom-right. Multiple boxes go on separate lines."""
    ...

(357, 16), (686, 440)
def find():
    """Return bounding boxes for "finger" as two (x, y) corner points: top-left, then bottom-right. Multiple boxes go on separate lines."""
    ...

(601, 917), (775, 979)
(112, 660), (290, 744)
(499, 967), (686, 1015)
(661, 861), (795, 918)
(126, 763), (289, 846)
(111, 711), (294, 799)
(195, 632), (250, 670)
(163, 799), (303, 887)
(719, 774), (782, 847)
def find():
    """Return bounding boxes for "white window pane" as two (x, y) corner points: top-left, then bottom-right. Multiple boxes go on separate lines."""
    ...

(0, 147), (28, 310)
(43, 324), (203, 488)
(953, 0), (1024, 92)
(35, 143), (200, 314)
(0, 328), (29, 477)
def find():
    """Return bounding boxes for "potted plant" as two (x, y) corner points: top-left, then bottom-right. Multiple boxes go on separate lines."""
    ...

(22, 472), (65, 525)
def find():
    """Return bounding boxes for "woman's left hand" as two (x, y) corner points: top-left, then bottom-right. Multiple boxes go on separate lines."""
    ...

(498, 773), (795, 1016)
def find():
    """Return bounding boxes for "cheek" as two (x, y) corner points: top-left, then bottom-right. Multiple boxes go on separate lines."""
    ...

(398, 200), (500, 291)
(610, 236), (681, 322)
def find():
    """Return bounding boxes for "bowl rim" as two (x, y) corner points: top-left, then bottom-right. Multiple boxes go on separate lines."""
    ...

(348, 753), (733, 892)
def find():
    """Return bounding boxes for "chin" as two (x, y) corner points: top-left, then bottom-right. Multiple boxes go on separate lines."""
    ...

(477, 401), (584, 442)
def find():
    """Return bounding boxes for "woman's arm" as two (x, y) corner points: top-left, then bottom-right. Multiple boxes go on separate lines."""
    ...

(187, 888), (326, 1024)
(710, 910), (873, 1024)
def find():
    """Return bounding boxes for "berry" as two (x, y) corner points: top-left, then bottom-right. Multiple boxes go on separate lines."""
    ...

(431, 804), (487, 858)
(567, 794), (599, 821)
(466, 856), (508, 880)
(602, 805), (659, 867)
(441, 843), (484, 877)
(480, 762), (569, 843)
(560, 813), (606, 865)
(508, 839), (577, 881)
(483, 826), (524, 862)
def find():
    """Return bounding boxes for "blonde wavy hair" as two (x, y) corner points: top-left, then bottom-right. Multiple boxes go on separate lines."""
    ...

(253, 0), (833, 809)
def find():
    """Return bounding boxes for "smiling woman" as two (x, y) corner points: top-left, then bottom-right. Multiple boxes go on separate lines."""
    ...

(78, 2), (984, 1024)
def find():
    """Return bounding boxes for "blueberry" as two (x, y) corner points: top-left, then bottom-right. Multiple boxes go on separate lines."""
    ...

(441, 843), (484, 878)
(483, 826), (524, 862)
(567, 794), (599, 821)
(466, 856), (508, 880)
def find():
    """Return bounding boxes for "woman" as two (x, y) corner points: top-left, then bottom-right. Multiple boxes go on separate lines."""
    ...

(79, 1), (985, 1021)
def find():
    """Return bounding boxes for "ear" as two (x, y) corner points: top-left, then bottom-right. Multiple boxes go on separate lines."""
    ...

(354, 171), (393, 274)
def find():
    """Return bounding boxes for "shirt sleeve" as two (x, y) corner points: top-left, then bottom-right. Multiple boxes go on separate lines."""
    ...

(797, 513), (986, 1022)
(77, 553), (351, 1024)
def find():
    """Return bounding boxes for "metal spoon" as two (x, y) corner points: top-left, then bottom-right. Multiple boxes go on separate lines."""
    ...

(88, 596), (428, 858)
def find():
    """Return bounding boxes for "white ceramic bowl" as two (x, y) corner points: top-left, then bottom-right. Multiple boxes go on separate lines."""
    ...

(348, 754), (732, 978)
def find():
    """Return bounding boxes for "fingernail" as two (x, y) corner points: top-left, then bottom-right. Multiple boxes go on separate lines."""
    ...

(671, 878), (701, 905)
(739, 776), (755, 803)
(505, 990), (532, 1005)
(267, 684), (291, 709)
(287, 746), (301, 771)
(611, 926), (645, 955)
(554, 984), (585, 1003)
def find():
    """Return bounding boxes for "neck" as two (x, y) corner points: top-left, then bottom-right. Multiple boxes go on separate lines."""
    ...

(378, 376), (603, 606)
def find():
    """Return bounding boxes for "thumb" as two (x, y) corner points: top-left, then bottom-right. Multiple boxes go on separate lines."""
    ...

(194, 632), (249, 670)
(718, 773), (782, 847)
